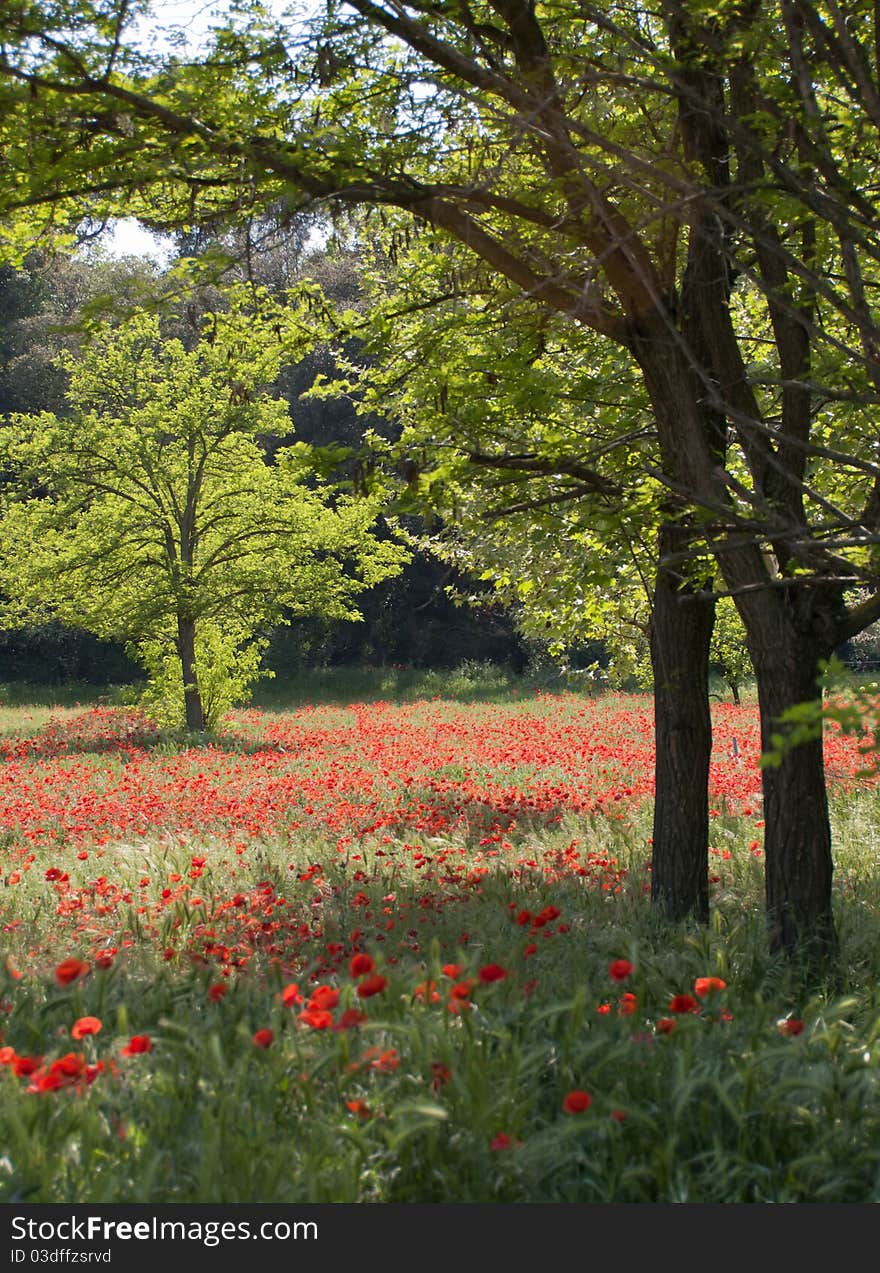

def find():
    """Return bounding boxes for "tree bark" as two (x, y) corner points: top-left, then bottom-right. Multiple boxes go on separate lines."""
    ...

(741, 601), (837, 957)
(177, 615), (206, 732)
(649, 523), (714, 923)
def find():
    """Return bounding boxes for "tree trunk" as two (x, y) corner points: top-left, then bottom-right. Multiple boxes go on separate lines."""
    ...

(649, 523), (715, 923)
(177, 615), (206, 732)
(748, 627), (836, 957)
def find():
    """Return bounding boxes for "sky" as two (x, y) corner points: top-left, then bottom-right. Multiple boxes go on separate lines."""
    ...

(99, 0), (306, 260)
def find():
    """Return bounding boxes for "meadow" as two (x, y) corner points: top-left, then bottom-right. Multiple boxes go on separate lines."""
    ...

(2, 671), (880, 1203)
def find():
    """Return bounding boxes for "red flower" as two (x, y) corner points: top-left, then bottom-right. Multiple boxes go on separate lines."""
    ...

(609, 959), (634, 982)
(441, 964), (463, 979)
(280, 983), (303, 1007)
(55, 958), (89, 987)
(367, 1048), (399, 1072)
(13, 1054), (42, 1077)
(49, 1052), (85, 1080)
(121, 1035), (152, 1056)
(298, 1008), (333, 1030)
(71, 1016), (102, 1040)
(669, 993), (699, 1014)
(349, 953), (375, 978)
(515, 910), (532, 926)
(252, 1028), (274, 1048)
(414, 979), (441, 1003)
(431, 1061), (452, 1091)
(334, 1008), (367, 1031)
(207, 983), (227, 1002)
(596, 1003), (611, 1016)
(356, 974), (388, 999)
(656, 1017), (677, 1035)
(617, 991), (638, 1016)
(308, 985), (339, 1011)
(779, 1017), (804, 1036)
(611, 1109), (627, 1123)
(346, 1099), (371, 1118)
(478, 963), (507, 983)
(449, 979), (474, 1000)
(562, 1090), (592, 1114)
(490, 1132), (522, 1151)
(532, 905), (561, 928)
(694, 976), (727, 997)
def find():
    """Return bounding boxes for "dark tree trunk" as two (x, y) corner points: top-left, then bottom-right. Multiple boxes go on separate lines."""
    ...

(177, 615), (206, 733)
(747, 620), (836, 957)
(649, 523), (715, 923)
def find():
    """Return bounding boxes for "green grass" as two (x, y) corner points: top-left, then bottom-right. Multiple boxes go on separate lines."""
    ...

(1, 675), (879, 1203)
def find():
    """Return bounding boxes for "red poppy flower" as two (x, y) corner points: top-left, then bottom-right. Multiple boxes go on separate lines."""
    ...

(669, 993), (699, 1014)
(368, 1048), (399, 1072)
(779, 1017), (804, 1036)
(562, 1090), (592, 1114)
(611, 1109), (627, 1123)
(71, 1016), (102, 1040)
(356, 974), (388, 999)
(532, 905), (561, 928)
(346, 1099), (371, 1118)
(349, 953), (375, 978)
(0, 1046), (16, 1065)
(55, 958), (89, 987)
(441, 964), (463, 979)
(694, 976), (727, 997)
(490, 1132), (522, 1151)
(617, 991), (638, 1016)
(297, 1008), (333, 1030)
(596, 1003), (612, 1016)
(414, 979), (441, 1003)
(207, 983), (227, 1003)
(13, 1054), (42, 1077)
(121, 1035), (152, 1056)
(252, 1028), (274, 1048)
(449, 979), (474, 1001)
(431, 1061), (452, 1091)
(308, 985), (339, 1011)
(49, 1052), (84, 1079)
(609, 959), (634, 982)
(515, 910), (532, 926)
(280, 983), (303, 1007)
(656, 1017), (676, 1035)
(334, 1008), (367, 1031)
(28, 1071), (65, 1094)
(478, 963), (507, 983)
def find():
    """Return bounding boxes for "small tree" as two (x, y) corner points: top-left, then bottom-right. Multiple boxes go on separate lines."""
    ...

(711, 597), (752, 705)
(0, 288), (407, 729)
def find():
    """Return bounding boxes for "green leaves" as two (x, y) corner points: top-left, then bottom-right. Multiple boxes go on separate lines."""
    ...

(0, 284), (408, 727)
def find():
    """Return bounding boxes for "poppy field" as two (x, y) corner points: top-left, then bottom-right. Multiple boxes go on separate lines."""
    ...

(3, 685), (880, 1203)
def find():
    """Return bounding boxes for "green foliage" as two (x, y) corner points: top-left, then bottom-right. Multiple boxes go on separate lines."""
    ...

(135, 619), (269, 730)
(0, 285), (407, 727)
(710, 597), (752, 703)
(761, 657), (880, 776)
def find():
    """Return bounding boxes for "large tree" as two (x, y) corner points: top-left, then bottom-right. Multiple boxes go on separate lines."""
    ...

(2, 0), (880, 953)
(0, 285), (407, 729)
